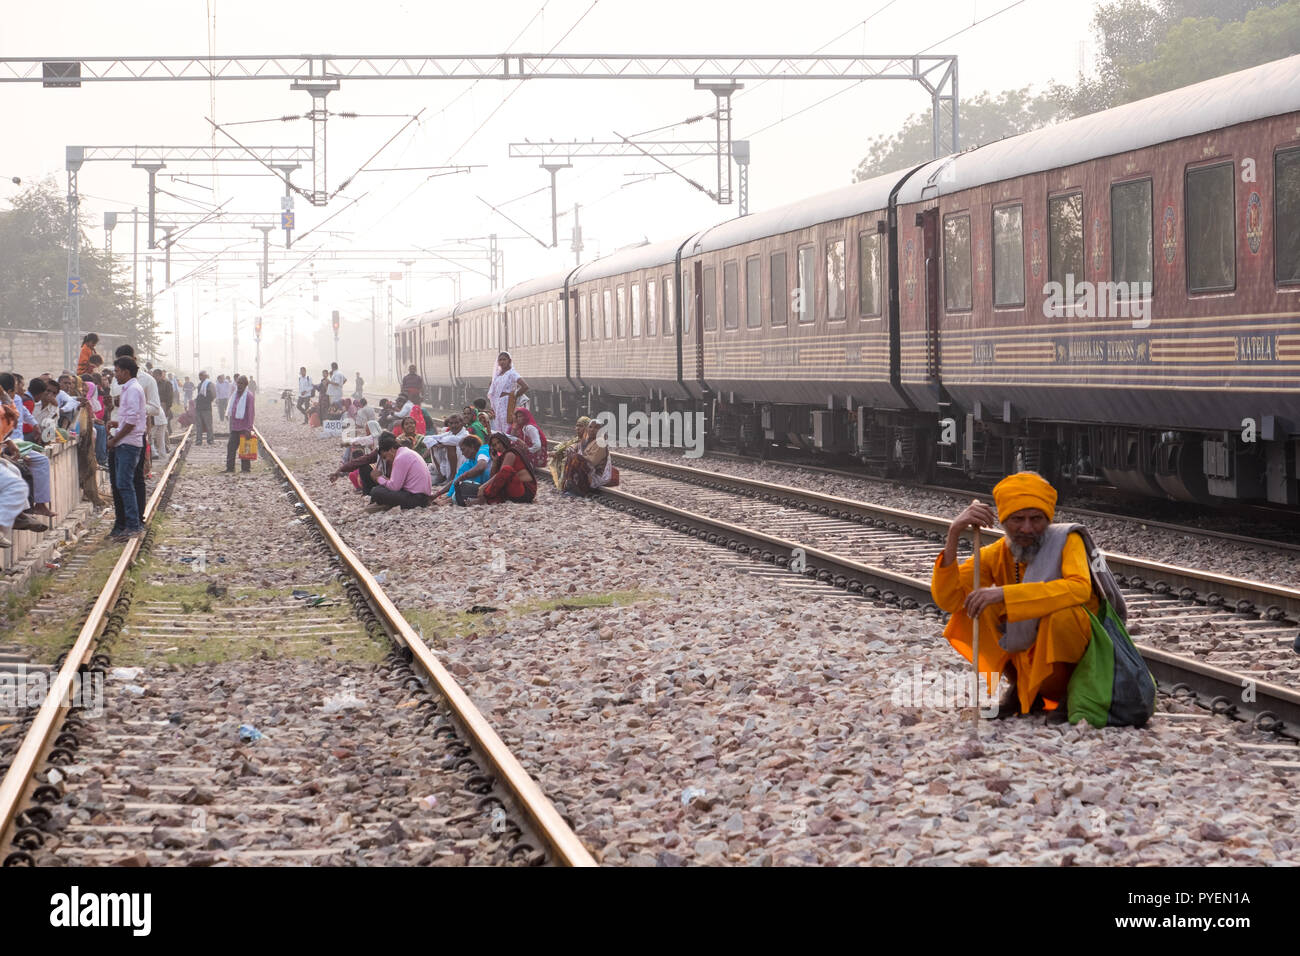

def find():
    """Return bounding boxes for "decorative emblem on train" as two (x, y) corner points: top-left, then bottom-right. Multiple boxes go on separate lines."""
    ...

(1030, 228), (1042, 278)
(1162, 206), (1177, 263)
(903, 239), (917, 303)
(1246, 192), (1263, 254)
(1091, 217), (1103, 271)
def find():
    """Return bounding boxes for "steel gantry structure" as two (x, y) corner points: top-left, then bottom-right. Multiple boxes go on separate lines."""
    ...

(12, 52), (959, 367)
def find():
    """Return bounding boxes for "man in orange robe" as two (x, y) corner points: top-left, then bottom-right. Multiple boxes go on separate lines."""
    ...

(931, 472), (1096, 715)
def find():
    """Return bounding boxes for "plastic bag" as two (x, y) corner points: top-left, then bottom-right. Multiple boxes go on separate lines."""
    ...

(238, 435), (259, 461)
(1067, 599), (1157, 728)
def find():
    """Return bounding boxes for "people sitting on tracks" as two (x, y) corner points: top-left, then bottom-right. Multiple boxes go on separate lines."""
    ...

(367, 431), (432, 510)
(435, 434), (492, 505)
(548, 416), (591, 489)
(466, 433), (537, 506)
(331, 444), (381, 494)
(562, 420), (613, 497)
(424, 414), (467, 482)
(931, 471), (1118, 717)
(355, 397), (378, 433)
(508, 407), (548, 471)
(0, 401), (48, 534)
(396, 416), (434, 464)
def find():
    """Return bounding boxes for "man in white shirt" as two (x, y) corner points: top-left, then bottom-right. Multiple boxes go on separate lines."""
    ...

(107, 355), (148, 539)
(296, 366), (315, 423)
(109, 346), (163, 457)
(193, 371), (216, 446)
(423, 414), (468, 484)
(215, 375), (235, 422)
(327, 362), (345, 407)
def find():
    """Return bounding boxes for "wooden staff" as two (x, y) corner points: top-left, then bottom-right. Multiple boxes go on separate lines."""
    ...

(971, 526), (982, 726)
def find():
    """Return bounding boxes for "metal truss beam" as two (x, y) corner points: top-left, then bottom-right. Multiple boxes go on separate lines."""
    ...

(70, 145), (314, 164)
(6, 53), (956, 84)
(509, 140), (719, 159)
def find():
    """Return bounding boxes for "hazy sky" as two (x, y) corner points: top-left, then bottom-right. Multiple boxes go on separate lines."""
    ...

(0, 0), (1099, 383)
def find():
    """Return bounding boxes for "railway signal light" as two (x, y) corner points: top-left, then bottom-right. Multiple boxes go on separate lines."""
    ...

(332, 310), (340, 336)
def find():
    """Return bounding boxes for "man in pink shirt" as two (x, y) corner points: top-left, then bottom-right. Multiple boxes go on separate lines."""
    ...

(367, 432), (431, 510)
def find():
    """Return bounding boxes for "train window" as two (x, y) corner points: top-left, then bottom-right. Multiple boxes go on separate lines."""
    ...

(548, 301), (555, 343)
(745, 256), (761, 328)
(702, 267), (717, 330)
(992, 205), (1025, 307)
(662, 276), (674, 335)
(631, 282), (642, 336)
(1275, 148), (1300, 284)
(1048, 192), (1084, 304)
(532, 305), (539, 346)
(683, 268), (693, 336)
(1186, 163), (1235, 292)
(771, 252), (788, 326)
(590, 292), (600, 339)
(796, 245), (815, 323)
(646, 280), (657, 337)
(943, 213), (972, 312)
(858, 231), (882, 317)
(603, 289), (613, 338)
(617, 285), (627, 337)
(723, 260), (739, 330)
(578, 294), (587, 339)
(1110, 180), (1152, 295)
(826, 239), (846, 320)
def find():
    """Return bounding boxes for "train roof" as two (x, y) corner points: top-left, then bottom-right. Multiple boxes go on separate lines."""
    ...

(572, 233), (697, 284)
(897, 53), (1300, 203)
(398, 306), (453, 329)
(454, 291), (503, 316)
(686, 170), (903, 256)
(504, 269), (572, 301)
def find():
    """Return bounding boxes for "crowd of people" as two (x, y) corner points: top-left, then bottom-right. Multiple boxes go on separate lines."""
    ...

(0, 332), (263, 547)
(320, 351), (616, 511)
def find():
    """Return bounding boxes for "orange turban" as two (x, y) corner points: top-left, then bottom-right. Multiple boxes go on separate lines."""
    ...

(992, 472), (1057, 522)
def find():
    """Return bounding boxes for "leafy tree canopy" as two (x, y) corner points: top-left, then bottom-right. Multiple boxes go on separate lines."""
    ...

(854, 0), (1299, 180)
(0, 179), (157, 354)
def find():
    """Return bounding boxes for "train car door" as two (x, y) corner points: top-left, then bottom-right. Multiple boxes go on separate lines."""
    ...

(568, 288), (581, 380)
(918, 207), (941, 383)
(693, 259), (705, 385)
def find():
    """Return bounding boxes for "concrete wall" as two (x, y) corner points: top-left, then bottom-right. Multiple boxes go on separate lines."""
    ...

(0, 328), (132, 377)
(2, 439), (86, 572)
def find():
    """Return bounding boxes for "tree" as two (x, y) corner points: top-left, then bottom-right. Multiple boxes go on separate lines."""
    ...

(853, 87), (1064, 181)
(0, 179), (157, 353)
(853, 0), (1298, 179)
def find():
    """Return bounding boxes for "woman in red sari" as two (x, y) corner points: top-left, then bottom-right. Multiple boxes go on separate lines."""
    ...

(507, 406), (548, 470)
(469, 432), (538, 505)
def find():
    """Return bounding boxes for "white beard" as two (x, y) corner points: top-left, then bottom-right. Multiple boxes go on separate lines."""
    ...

(1007, 537), (1043, 564)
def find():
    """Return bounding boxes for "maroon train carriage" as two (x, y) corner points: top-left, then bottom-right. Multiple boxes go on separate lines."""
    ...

(895, 53), (1300, 505)
(394, 306), (456, 405)
(405, 53), (1300, 508)
(449, 291), (505, 401)
(499, 270), (572, 418)
(679, 172), (911, 455)
(567, 236), (691, 412)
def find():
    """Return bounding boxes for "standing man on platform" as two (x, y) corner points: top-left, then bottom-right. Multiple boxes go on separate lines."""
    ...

(194, 370), (216, 446)
(297, 366), (315, 423)
(225, 375), (255, 474)
(401, 364), (423, 403)
(328, 362), (346, 411)
(215, 374), (234, 423)
(107, 355), (147, 541)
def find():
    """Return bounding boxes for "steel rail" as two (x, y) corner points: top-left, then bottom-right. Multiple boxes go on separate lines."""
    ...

(613, 453), (1300, 623)
(599, 475), (1300, 739)
(0, 427), (193, 849)
(254, 428), (596, 867)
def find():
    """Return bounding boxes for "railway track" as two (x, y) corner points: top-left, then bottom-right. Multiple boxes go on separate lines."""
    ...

(603, 453), (1300, 742)
(0, 427), (594, 867)
(697, 449), (1300, 556)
